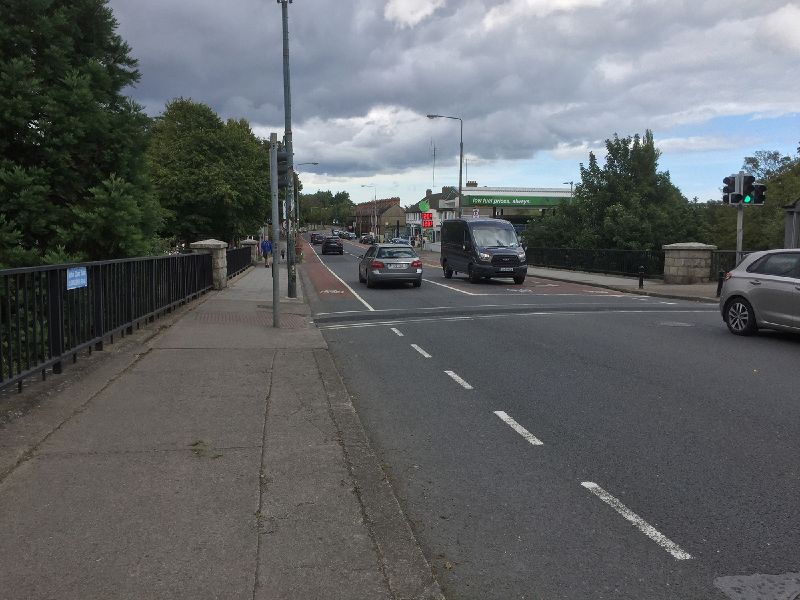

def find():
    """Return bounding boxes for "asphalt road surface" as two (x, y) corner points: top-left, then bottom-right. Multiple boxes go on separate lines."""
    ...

(302, 234), (800, 600)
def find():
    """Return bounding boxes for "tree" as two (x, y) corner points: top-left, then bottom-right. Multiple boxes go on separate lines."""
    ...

(0, 0), (161, 266)
(146, 99), (270, 244)
(524, 131), (704, 251)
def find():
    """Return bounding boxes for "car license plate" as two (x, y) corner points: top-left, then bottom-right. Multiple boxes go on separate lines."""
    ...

(499, 267), (513, 272)
(388, 263), (407, 269)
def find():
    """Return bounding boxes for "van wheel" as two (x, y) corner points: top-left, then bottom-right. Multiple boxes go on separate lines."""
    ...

(468, 265), (481, 283)
(513, 275), (525, 285)
(444, 265), (453, 279)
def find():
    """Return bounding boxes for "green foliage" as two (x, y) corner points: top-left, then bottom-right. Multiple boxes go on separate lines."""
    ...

(146, 99), (270, 244)
(0, 0), (159, 266)
(299, 189), (354, 227)
(524, 131), (705, 251)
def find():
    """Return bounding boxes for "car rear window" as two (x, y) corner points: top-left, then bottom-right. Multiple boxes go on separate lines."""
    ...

(377, 248), (416, 259)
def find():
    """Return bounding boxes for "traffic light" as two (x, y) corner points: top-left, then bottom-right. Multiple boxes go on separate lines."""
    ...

(741, 175), (755, 204)
(275, 145), (291, 190)
(722, 175), (736, 204)
(751, 183), (766, 205)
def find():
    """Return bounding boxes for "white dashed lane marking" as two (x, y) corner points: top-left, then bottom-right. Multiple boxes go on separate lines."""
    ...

(444, 370), (473, 389)
(411, 344), (431, 358)
(493, 411), (543, 445)
(390, 327), (404, 336)
(581, 481), (692, 560)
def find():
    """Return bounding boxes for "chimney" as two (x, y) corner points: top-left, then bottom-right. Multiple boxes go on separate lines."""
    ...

(466, 180), (478, 187)
(426, 189), (432, 198)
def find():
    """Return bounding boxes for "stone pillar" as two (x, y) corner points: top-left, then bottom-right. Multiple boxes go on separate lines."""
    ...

(662, 242), (717, 284)
(241, 239), (260, 265)
(784, 199), (800, 249)
(190, 239), (228, 290)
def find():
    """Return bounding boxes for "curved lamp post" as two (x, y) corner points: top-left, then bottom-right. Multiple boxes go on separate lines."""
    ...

(427, 114), (463, 217)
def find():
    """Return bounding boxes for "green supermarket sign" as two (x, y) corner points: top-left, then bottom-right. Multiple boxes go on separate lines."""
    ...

(461, 194), (566, 207)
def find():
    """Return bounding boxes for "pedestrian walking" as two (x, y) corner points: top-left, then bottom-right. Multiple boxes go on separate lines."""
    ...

(260, 238), (273, 268)
(281, 248), (286, 260)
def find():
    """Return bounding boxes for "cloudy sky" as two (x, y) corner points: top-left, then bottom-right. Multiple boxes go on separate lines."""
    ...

(107, 0), (800, 205)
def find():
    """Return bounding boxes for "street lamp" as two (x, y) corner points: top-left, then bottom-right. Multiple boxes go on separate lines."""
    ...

(427, 114), (463, 217)
(361, 184), (377, 236)
(563, 181), (574, 198)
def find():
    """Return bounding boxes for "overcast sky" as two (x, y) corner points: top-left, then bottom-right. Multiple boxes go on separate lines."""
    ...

(108, 0), (800, 205)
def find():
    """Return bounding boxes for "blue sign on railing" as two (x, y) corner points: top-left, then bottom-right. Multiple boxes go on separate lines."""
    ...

(66, 266), (88, 290)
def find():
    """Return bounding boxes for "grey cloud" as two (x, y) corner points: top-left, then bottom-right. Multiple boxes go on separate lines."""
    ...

(108, 0), (800, 177)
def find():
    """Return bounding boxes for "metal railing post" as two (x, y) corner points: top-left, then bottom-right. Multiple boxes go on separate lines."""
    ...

(47, 269), (64, 374)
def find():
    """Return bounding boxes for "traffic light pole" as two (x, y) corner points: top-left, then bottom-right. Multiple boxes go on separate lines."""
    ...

(270, 133), (280, 328)
(279, 0), (296, 298)
(736, 201), (744, 265)
(735, 171), (745, 264)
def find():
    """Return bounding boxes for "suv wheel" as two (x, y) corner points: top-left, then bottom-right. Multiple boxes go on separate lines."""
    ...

(513, 275), (525, 285)
(724, 297), (757, 336)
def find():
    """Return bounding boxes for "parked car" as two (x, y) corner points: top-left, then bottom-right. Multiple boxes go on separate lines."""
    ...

(360, 234), (376, 244)
(719, 248), (800, 335)
(321, 236), (344, 255)
(440, 218), (527, 284)
(358, 244), (422, 288)
(390, 237), (411, 245)
(310, 233), (324, 244)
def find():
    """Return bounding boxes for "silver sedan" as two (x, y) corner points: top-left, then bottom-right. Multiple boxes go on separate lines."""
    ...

(719, 248), (800, 335)
(358, 244), (423, 288)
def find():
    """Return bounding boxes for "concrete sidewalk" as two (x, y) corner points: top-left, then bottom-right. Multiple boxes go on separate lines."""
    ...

(0, 261), (442, 600)
(413, 246), (721, 303)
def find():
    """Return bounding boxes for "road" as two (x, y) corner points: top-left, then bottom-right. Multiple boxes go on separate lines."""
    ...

(301, 234), (800, 600)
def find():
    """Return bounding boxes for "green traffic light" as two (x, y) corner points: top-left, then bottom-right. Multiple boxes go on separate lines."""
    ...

(744, 195), (752, 203)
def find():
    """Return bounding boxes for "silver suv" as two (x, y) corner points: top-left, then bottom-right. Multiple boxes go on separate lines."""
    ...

(719, 249), (800, 335)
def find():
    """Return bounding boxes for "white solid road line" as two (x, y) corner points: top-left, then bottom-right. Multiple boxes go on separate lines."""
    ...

(445, 370), (473, 389)
(317, 309), (715, 330)
(390, 327), (404, 337)
(493, 411), (543, 445)
(422, 278), (481, 296)
(580, 481), (692, 560)
(411, 344), (431, 358)
(308, 242), (375, 312)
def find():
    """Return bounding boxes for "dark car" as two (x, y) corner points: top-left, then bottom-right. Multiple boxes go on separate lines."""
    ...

(321, 236), (344, 255)
(358, 244), (422, 288)
(360, 234), (376, 244)
(719, 248), (800, 335)
(440, 218), (527, 284)
(310, 233), (324, 244)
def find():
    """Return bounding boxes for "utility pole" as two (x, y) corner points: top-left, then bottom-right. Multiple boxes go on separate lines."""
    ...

(278, 0), (296, 298)
(269, 133), (280, 327)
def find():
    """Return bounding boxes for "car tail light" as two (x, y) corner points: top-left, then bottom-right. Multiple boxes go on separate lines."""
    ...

(410, 259), (422, 268)
(371, 260), (385, 268)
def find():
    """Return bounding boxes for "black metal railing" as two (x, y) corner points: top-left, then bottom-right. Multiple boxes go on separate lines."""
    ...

(0, 253), (212, 392)
(524, 247), (665, 278)
(226, 247), (251, 278)
(711, 250), (750, 277)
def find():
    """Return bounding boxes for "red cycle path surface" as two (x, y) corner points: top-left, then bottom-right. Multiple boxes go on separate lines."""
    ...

(302, 238), (356, 302)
